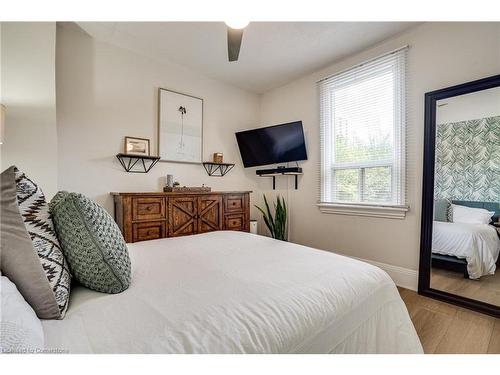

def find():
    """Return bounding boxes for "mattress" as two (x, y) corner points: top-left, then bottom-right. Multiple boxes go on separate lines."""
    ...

(432, 222), (500, 279)
(42, 231), (422, 353)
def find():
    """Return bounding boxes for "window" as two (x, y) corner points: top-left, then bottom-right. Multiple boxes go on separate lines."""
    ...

(318, 47), (409, 218)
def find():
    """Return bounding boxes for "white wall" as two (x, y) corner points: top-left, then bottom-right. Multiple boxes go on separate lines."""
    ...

(259, 22), (500, 273)
(436, 86), (500, 124)
(56, 24), (261, 215)
(1, 22), (58, 198)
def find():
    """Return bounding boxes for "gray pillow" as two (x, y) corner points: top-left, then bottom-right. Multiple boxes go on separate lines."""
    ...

(49, 192), (131, 293)
(434, 198), (449, 222)
(0, 166), (70, 319)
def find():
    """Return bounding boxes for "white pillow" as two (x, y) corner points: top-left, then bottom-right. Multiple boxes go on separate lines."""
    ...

(451, 204), (495, 225)
(0, 276), (44, 353)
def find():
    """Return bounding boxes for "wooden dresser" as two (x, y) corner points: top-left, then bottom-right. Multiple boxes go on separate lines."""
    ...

(111, 191), (251, 243)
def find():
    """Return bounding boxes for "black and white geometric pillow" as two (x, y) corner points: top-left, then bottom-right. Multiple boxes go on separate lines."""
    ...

(14, 168), (71, 318)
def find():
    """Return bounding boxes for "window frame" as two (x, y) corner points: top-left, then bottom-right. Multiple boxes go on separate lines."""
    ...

(318, 46), (409, 219)
(331, 162), (394, 203)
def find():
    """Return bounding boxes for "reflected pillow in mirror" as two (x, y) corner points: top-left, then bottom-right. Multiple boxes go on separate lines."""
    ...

(451, 204), (495, 225)
(434, 199), (449, 222)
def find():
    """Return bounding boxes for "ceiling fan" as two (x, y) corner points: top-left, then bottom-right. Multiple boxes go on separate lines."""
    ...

(225, 21), (249, 62)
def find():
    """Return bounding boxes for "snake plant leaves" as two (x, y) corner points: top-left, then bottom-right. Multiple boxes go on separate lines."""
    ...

(255, 194), (288, 241)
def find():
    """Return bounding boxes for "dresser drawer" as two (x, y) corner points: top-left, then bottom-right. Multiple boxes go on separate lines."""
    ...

(224, 194), (246, 213)
(132, 221), (166, 242)
(132, 197), (166, 221)
(224, 214), (247, 231)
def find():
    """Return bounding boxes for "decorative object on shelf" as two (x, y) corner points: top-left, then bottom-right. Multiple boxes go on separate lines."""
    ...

(158, 88), (203, 164)
(116, 153), (160, 173)
(255, 194), (287, 241)
(163, 185), (211, 193)
(124, 136), (150, 156)
(166, 174), (174, 188)
(256, 166), (303, 189)
(213, 152), (224, 163)
(202, 162), (235, 177)
(163, 180), (179, 192)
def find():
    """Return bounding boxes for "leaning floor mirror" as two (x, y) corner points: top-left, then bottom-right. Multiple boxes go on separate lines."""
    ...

(419, 74), (500, 317)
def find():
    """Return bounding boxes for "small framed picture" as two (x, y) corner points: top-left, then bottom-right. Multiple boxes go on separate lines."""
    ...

(124, 136), (150, 156)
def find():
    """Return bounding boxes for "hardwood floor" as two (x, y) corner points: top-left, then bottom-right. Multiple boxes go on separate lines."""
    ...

(430, 267), (500, 306)
(398, 287), (500, 353)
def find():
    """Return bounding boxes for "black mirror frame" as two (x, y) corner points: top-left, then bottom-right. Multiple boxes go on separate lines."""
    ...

(419, 73), (500, 318)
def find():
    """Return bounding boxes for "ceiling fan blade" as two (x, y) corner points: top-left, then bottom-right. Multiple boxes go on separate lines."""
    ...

(227, 27), (244, 62)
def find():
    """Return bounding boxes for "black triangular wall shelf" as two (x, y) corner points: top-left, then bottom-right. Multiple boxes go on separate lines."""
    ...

(116, 153), (160, 173)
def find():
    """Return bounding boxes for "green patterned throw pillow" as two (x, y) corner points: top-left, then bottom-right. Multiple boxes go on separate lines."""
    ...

(49, 192), (131, 294)
(434, 199), (449, 222)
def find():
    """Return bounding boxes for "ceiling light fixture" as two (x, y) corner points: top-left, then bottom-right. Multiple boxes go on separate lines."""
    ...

(224, 20), (249, 30)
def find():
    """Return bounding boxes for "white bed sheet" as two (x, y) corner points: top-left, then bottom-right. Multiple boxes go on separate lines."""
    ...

(432, 221), (500, 279)
(42, 231), (422, 354)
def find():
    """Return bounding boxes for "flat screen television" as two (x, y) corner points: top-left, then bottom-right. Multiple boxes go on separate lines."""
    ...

(235, 121), (307, 168)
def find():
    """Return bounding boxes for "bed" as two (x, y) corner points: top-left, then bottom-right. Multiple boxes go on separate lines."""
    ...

(432, 221), (500, 279)
(431, 200), (500, 279)
(41, 231), (422, 354)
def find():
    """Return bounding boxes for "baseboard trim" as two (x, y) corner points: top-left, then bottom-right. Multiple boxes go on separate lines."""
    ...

(350, 256), (418, 291)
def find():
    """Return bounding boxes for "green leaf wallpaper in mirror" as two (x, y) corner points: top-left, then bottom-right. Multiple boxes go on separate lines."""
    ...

(434, 115), (500, 202)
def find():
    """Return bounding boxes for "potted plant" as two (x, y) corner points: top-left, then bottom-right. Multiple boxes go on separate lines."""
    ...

(255, 195), (287, 241)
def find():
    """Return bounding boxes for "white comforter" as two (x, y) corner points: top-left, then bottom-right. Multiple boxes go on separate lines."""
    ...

(432, 222), (500, 279)
(42, 231), (422, 354)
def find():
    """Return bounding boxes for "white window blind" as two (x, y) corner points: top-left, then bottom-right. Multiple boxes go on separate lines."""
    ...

(319, 47), (408, 211)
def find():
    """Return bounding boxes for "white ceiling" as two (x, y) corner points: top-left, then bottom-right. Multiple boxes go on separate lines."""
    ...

(76, 22), (419, 94)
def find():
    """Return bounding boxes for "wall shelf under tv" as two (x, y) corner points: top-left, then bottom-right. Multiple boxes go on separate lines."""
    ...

(256, 167), (303, 190)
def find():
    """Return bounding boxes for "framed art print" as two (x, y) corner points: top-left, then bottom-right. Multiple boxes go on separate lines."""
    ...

(158, 88), (203, 163)
(124, 136), (150, 156)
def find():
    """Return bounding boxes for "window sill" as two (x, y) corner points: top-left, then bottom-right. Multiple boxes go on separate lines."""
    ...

(317, 202), (409, 219)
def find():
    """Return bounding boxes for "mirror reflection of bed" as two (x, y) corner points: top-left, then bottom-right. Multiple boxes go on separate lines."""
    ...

(430, 201), (500, 305)
(429, 86), (500, 307)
